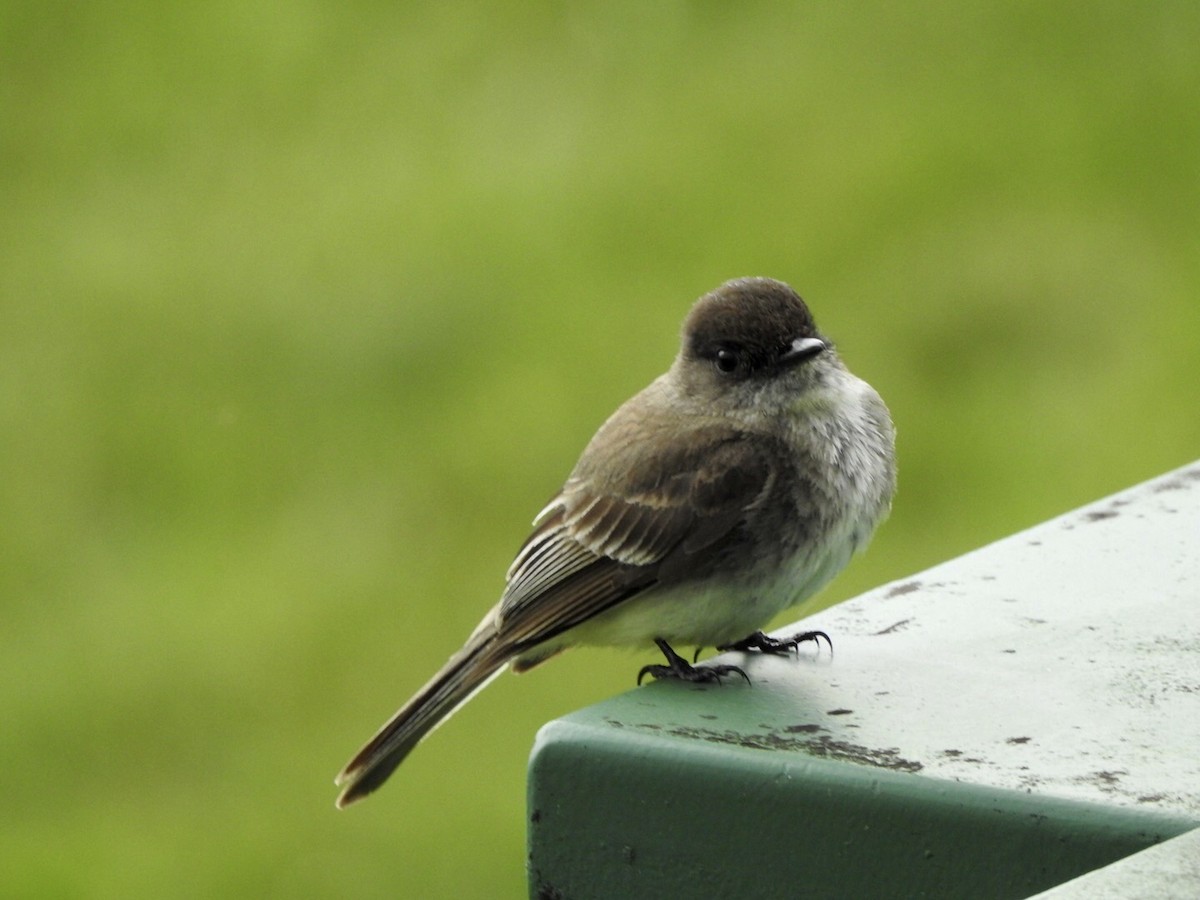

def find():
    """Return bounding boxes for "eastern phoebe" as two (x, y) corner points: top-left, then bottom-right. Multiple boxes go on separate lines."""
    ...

(335, 277), (896, 808)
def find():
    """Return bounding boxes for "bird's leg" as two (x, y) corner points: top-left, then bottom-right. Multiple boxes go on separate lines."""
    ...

(717, 629), (833, 656)
(638, 638), (750, 686)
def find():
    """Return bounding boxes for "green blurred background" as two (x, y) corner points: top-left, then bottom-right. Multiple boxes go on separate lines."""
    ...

(2, 2), (1197, 897)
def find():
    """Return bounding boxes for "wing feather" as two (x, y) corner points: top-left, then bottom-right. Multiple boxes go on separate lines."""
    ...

(495, 425), (781, 653)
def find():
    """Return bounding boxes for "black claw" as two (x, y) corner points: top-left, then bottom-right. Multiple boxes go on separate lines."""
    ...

(707, 664), (752, 686)
(717, 629), (833, 657)
(637, 664), (661, 686)
(638, 638), (751, 686)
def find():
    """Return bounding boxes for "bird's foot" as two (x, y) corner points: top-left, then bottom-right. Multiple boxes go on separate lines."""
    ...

(717, 629), (833, 656)
(638, 638), (750, 686)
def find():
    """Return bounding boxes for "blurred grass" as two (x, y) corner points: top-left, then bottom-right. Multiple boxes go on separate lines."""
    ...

(2, 1), (1198, 897)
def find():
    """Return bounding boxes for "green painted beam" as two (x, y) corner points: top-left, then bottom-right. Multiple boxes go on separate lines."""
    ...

(527, 461), (1200, 899)
(1029, 827), (1200, 899)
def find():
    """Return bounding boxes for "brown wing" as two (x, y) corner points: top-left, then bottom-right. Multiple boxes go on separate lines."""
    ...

(495, 427), (779, 652)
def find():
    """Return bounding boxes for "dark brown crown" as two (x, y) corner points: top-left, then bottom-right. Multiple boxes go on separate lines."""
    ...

(683, 278), (821, 373)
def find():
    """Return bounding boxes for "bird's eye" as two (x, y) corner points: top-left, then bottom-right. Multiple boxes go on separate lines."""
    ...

(714, 348), (740, 373)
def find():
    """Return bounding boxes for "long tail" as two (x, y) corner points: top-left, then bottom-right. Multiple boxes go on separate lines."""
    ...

(334, 631), (511, 808)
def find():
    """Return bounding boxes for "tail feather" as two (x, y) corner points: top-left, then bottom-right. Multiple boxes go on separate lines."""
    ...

(335, 635), (510, 808)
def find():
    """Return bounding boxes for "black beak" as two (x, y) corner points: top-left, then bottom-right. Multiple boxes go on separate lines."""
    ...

(779, 336), (827, 366)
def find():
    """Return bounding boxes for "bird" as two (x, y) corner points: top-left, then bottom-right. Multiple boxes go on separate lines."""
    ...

(335, 277), (896, 807)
